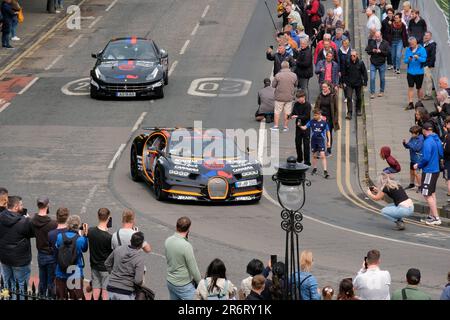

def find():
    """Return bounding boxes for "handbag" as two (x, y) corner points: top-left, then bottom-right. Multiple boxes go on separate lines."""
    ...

(18, 8), (24, 23)
(134, 284), (155, 300)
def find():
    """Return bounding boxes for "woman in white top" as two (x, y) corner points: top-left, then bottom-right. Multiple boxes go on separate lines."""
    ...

(195, 258), (237, 300)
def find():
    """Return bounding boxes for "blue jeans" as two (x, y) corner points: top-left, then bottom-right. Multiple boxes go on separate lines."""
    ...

(167, 281), (195, 300)
(1, 264), (31, 300)
(391, 40), (403, 70)
(370, 63), (386, 94)
(383, 167), (398, 174)
(54, 0), (63, 7)
(381, 204), (414, 222)
(362, 0), (368, 10)
(10, 19), (18, 39)
(38, 252), (56, 297)
(2, 26), (11, 47)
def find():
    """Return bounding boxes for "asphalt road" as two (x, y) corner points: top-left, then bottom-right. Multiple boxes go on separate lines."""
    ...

(0, 0), (449, 299)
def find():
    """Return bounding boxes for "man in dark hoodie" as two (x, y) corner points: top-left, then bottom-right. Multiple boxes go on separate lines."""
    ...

(105, 231), (147, 300)
(246, 275), (266, 300)
(0, 196), (34, 297)
(380, 146), (401, 174)
(343, 50), (368, 120)
(31, 196), (57, 297)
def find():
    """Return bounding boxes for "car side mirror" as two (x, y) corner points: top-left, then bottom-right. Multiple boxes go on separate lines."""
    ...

(160, 49), (168, 59)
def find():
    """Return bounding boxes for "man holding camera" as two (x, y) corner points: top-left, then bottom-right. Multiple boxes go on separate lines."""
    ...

(54, 215), (88, 300)
(0, 196), (34, 298)
(353, 249), (391, 300)
(88, 208), (113, 300)
(111, 209), (151, 253)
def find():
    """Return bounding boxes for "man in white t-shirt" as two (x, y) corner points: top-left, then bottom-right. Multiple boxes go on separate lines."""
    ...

(111, 209), (151, 252)
(332, 0), (343, 22)
(353, 249), (391, 300)
(366, 7), (381, 36)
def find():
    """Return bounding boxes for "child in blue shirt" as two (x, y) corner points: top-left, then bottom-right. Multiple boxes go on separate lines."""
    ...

(402, 125), (424, 189)
(301, 109), (331, 178)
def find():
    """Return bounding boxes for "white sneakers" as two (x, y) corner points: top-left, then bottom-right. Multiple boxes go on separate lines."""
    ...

(11, 36), (20, 41)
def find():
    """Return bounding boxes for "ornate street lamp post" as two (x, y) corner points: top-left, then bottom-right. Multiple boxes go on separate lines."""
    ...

(272, 156), (310, 300)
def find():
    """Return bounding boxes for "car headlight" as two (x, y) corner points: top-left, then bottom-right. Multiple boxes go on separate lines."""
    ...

(95, 68), (106, 81)
(146, 68), (159, 81)
(235, 179), (258, 188)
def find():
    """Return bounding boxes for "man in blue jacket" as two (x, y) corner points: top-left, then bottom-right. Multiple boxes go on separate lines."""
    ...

(414, 122), (443, 226)
(55, 215), (89, 300)
(1, 0), (17, 48)
(404, 37), (427, 110)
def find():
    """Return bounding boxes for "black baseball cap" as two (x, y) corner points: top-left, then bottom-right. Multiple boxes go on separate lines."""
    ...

(422, 122), (434, 131)
(406, 268), (421, 284)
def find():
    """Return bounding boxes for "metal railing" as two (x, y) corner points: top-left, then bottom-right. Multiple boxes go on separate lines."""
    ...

(0, 276), (53, 300)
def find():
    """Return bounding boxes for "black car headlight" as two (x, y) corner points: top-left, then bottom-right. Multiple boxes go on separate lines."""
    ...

(146, 68), (159, 81)
(95, 68), (106, 81)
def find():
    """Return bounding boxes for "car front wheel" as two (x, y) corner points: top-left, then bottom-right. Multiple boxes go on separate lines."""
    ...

(153, 168), (168, 201)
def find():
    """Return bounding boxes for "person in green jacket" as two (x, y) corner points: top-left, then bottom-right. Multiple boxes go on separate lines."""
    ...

(165, 216), (201, 300)
(392, 268), (432, 300)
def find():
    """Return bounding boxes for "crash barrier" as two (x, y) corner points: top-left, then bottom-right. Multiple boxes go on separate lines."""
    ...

(0, 276), (53, 300)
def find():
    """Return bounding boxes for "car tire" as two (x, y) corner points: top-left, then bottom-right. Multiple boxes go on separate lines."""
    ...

(90, 85), (100, 99)
(155, 86), (164, 99)
(164, 72), (169, 85)
(153, 168), (168, 201)
(130, 146), (142, 182)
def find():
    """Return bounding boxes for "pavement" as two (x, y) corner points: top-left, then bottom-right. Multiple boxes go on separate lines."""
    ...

(354, 1), (450, 224)
(0, 0), (85, 72)
(1, 0), (450, 300)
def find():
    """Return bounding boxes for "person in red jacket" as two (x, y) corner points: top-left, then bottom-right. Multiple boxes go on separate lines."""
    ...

(314, 33), (337, 65)
(380, 146), (401, 174)
(306, 0), (321, 37)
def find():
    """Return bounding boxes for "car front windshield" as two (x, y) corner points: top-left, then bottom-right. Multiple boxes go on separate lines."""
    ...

(168, 134), (246, 159)
(102, 40), (157, 61)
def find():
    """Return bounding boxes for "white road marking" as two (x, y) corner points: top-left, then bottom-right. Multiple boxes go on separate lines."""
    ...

(108, 143), (126, 169)
(262, 189), (450, 253)
(61, 77), (91, 96)
(45, 54), (63, 71)
(187, 77), (252, 97)
(191, 22), (200, 36)
(89, 16), (103, 29)
(68, 34), (83, 48)
(150, 100), (155, 104)
(150, 252), (166, 259)
(105, 0), (118, 11)
(45, 55), (63, 70)
(0, 103), (11, 113)
(168, 60), (178, 77)
(179, 39), (190, 55)
(18, 77), (39, 95)
(201, 4), (210, 18)
(80, 184), (99, 215)
(131, 112), (147, 133)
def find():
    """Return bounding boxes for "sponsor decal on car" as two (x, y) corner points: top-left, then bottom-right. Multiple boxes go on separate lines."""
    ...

(169, 170), (190, 177)
(232, 166), (255, 173)
(174, 165), (199, 173)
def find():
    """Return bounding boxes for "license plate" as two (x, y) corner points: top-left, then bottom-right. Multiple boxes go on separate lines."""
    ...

(235, 179), (258, 188)
(116, 92), (136, 97)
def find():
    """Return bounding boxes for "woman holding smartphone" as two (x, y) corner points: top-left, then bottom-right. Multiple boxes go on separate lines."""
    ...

(367, 172), (414, 230)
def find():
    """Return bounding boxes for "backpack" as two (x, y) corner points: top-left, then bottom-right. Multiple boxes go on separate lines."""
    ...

(203, 278), (229, 300)
(317, 2), (325, 17)
(57, 232), (80, 272)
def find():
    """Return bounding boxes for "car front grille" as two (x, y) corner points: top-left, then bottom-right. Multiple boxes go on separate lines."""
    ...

(207, 177), (228, 199)
(103, 83), (149, 92)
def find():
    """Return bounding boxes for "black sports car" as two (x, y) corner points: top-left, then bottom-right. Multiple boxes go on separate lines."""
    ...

(90, 37), (168, 99)
(130, 128), (263, 202)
